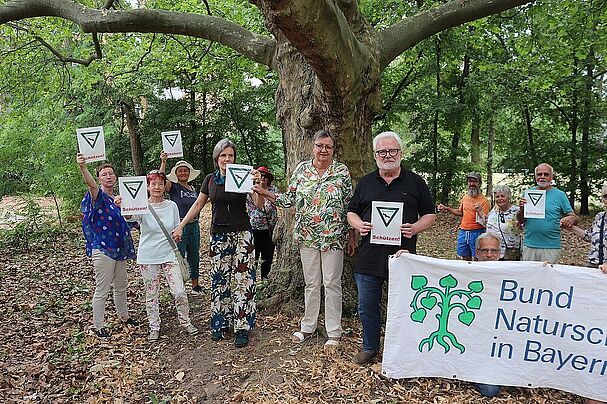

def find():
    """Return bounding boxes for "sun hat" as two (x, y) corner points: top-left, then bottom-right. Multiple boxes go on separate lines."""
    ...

(167, 160), (201, 183)
(257, 166), (274, 183)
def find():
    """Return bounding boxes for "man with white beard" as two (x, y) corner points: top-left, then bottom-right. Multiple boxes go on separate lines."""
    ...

(438, 172), (490, 261)
(347, 131), (436, 365)
(517, 163), (577, 263)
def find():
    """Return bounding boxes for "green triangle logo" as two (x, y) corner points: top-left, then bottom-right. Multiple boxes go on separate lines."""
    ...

(79, 130), (100, 148)
(528, 192), (544, 206)
(123, 180), (144, 199)
(228, 167), (250, 188)
(164, 133), (179, 147)
(377, 207), (399, 227)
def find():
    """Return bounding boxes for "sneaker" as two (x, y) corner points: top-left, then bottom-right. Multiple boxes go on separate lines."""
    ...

(184, 324), (199, 336)
(123, 318), (139, 327)
(191, 285), (203, 295)
(234, 330), (249, 348)
(211, 330), (224, 341)
(353, 350), (378, 365)
(94, 328), (110, 338)
(148, 330), (159, 342)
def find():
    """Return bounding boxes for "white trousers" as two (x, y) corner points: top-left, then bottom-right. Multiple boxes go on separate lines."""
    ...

(299, 245), (343, 338)
(91, 249), (129, 330)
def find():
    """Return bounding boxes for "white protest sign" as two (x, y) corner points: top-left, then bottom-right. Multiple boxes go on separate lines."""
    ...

(225, 164), (253, 193)
(76, 126), (106, 163)
(161, 130), (183, 158)
(118, 176), (149, 215)
(524, 189), (546, 219)
(370, 201), (403, 245)
(383, 254), (607, 402)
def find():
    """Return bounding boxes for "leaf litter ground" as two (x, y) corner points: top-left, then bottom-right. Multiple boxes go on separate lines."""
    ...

(0, 203), (592, 403)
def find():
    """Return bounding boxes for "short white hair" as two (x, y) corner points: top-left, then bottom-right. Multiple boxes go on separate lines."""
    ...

(373, 131), (403, 151)
(476, 232), (501, 250)
(535, 163), (554, 176)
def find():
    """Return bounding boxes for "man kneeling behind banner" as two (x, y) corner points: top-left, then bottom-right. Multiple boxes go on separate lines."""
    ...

(383, 253), (607, 402)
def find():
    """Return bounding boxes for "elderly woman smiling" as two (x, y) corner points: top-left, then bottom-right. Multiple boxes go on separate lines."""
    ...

(486, 185), (521, 260)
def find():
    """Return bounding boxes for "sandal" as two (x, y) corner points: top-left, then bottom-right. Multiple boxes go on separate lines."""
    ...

(291, 331), (314, 343)
(324, 337), (340, 347)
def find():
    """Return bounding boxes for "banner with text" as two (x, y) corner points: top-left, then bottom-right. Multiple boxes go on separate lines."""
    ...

(383, 254), (607, 402)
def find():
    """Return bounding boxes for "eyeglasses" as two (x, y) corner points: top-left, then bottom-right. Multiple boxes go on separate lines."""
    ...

(477, 248), (500, 254)
(602, 194), (607, 200)
(375, 149), (401, 158)
(314, 143), (334, 151)
(536, 172), (551, 177)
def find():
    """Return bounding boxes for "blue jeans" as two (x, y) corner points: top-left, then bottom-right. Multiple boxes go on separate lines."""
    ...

(355, 273), (385, 353)
(474, 383), (500, 397)
(178, 221), (200, 281)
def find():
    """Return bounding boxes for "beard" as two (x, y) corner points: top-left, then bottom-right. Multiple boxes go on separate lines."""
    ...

(376, 160), (400, 171)
(467, 187), (479, 197)
(536, 180), (549, 189)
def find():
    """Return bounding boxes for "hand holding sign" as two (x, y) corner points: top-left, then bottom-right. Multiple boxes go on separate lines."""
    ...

(161, 130), (184, 158)
(77, 126), (106, 163)
(118, 176), (149, 215)
(225, 164), (253, 193)
(370, 201), (403, 245)
(523, 190), (546, 219)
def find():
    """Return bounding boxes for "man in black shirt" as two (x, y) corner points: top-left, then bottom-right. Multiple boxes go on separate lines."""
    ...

(347, 131), (436, 365)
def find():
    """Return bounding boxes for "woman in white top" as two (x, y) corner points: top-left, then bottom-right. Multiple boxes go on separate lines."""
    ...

(117, 170), (198, 342)
(486, 185), (521, 260)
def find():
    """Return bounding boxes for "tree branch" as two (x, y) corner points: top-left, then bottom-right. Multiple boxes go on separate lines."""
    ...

(379, 0), (534, 70)
(264, 0), (374, 93)
(0, 0), (277, 69)
(34, 32), (102, 66)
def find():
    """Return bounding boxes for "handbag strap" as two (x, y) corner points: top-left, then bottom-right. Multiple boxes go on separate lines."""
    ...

(599, 213), (605, 265)
(148, 203), (188, 267)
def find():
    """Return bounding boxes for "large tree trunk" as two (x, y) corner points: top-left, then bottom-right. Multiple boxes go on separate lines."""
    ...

(470, 113), (480, 164)
(580, 50), (594, 215)
(523, 106), (537, 170)
(486, 113), (495, 198)
(432, 36), (441, 200)
(259, 18), (381, 314)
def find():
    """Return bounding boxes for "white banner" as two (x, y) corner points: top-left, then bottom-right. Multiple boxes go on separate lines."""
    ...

(383, 254), (607, 402)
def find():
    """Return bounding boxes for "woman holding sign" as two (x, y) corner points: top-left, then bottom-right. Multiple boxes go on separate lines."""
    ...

(253, 130), (356, 347)
(174, 138), (261, 348)
(159, 152), (202, 295)
(76, 153), (137, 338)
(117, 170), (199, 342)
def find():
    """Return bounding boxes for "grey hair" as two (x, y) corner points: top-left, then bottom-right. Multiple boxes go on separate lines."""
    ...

(373, 131), (403, 151)
(312, 129), (336, 146)
(212, 138), (237, 168)
(493, 185), (512, 200)
(535, 163), (554, 176)
(476, 232), (501, 250)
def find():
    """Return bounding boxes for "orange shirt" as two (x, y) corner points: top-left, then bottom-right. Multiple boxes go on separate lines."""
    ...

(459, 194), (490, 230)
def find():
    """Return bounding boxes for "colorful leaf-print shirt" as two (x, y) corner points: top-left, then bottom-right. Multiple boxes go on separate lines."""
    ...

(275, 159), (352, 251)
(81, 189), (136, 261)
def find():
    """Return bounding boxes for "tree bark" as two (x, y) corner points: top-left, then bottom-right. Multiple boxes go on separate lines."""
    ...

(486, 113), (495, 198)
(432, 36), (441, 200)
(523, 106), (537, 169)
(120, 99), (143, 176)
(470, 113), (480, 164)
(580, 50), (595, 215)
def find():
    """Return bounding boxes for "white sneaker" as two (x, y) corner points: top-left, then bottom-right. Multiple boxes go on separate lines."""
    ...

(148, 330), (159, 341)
(184, 324), (199, 336)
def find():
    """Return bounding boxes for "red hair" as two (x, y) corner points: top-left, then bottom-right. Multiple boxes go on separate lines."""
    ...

(146, 170), (167, 184)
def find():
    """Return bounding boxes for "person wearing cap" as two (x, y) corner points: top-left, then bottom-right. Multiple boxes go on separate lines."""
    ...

(246, 166), (278, 279)
(160, 152), (202, 294)
(438, 172), (490, 260)
(517, 163), (577, 263)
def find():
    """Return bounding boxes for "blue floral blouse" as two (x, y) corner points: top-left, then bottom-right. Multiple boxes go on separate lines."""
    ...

(81, 189), (136, 261)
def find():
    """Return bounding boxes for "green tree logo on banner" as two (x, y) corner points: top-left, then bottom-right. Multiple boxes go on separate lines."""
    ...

(409, 274), (483, 354)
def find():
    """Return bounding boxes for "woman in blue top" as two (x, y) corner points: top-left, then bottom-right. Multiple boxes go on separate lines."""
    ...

(77, 153), (137, 338)
(160, 152), (202, 294)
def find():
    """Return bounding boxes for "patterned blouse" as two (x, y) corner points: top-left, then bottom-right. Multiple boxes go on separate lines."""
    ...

(81, 189), (136, 261)
(486, 205), (521, 257)
(247, 185), (278, 231)
(275, 159), (352, 251)
(583, 211), (607, 265)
